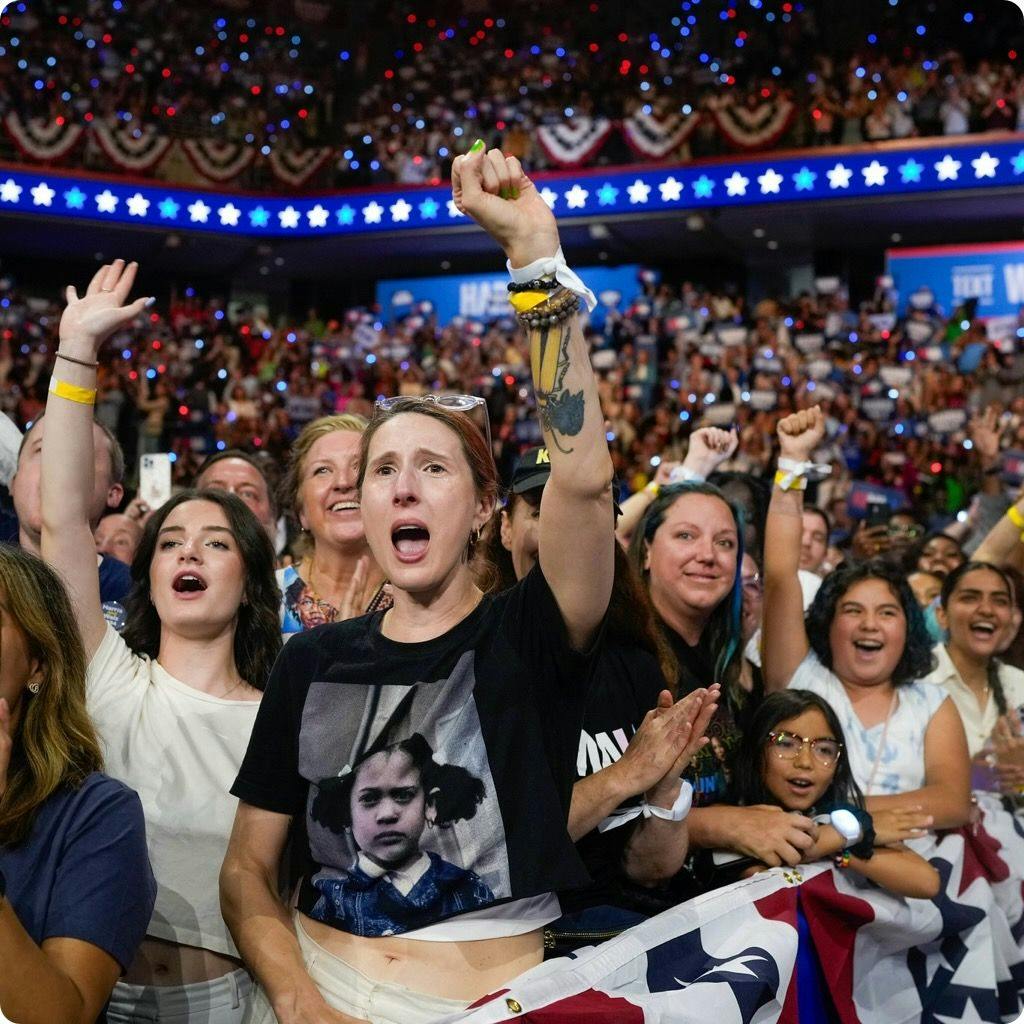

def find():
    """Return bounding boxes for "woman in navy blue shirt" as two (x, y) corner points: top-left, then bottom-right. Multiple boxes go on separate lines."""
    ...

(0, 545), (153, 1024)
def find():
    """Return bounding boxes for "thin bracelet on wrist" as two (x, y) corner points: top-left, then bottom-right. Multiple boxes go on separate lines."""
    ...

(56, 350), (99, 368)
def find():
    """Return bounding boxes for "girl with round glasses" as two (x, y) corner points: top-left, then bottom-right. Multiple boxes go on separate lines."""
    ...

(729, 691), (939, 899)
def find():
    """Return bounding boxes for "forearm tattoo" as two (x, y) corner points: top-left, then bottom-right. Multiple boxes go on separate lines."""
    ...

(531, 318), (584, 454)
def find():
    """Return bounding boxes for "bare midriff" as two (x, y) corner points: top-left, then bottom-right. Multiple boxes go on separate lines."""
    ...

(121, 936), (245, 987)
(298, 912), (544, 1000)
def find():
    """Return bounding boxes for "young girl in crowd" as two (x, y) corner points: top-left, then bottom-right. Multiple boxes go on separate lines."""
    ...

(219, 144), (640, 1023)
(0, 545), (154, 1024)
(729, 690), (939, 899)
(39, 259), (282, 1023)
(278, 414), (390, 633)
(924, 561), (1024, 788)
(763, 406), (972, 831)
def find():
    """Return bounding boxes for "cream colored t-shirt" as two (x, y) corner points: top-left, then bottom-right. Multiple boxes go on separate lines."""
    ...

(87, 625), (260, 956)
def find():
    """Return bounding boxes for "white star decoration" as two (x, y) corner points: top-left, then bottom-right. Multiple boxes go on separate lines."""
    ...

(862, 160), (888, 186)
(539, 187), (559, 209)
(279, 206), (300, 228)
(724, 171), (749, 196)
(187, 199), (210, 223)
(826, 163), (852, 189)
(363, 201), (383, 224)
(96, 189), (118, 213)
(971, 151), (999, 178)
(627, 178), (651, 204)
(446, 198), (465, 218)
(934, 154), (961, 181)
(307, 204), (329, 228)
(758, 168), (783, 194)
(390, 198), (412, 222)
(564, 184), (589, 209)
(659, 176), (683, 201)
(0, 178), (23, 202)
(126, 193), (150, 217)
(217, 203), (240, 226)
(31, 182), (55, 206)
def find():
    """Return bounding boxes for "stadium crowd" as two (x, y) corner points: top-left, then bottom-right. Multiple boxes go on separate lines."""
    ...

(1, 0), (1023, 187)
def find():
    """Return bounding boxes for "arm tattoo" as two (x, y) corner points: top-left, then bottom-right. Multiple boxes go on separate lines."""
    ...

(531, 318), (584, 454)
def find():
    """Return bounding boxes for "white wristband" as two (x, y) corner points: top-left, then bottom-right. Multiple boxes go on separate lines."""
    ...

(597, 780), (694, 832)
(507, 246), (597, 312)
(776, 457), (832, 491)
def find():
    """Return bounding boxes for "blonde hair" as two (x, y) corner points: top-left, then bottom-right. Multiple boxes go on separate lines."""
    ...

(281, 413), (368, 529)
(0, 546), (103, 846)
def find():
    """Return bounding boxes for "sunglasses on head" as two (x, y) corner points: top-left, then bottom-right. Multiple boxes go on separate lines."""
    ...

(374, 394), (492, 453)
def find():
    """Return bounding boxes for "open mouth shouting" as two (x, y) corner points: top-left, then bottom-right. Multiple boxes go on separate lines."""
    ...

(391, 520), (431, 563)
(851, 638), (884, 656)
(172, 570), (208, 598)
(968, 620), (998, 642)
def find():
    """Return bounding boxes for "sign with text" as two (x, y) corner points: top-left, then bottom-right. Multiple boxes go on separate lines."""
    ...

(887, 241), (1024, 319)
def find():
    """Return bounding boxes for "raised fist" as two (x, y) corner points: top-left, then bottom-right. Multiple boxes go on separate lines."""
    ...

(777, 406), (826, 463)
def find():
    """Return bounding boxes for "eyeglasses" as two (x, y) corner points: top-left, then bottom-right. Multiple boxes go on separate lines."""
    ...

(767, 730), (843, 766)
(374, 394), (492, 453)
(888, 524), (923, 539)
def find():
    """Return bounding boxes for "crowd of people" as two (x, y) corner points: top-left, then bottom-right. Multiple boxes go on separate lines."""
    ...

(2, 0), (1023, 188)
(1, 142), (1024, 1024)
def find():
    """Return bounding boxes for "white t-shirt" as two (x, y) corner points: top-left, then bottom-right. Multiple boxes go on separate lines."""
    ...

(87, 626), (260, 956)
(923, 644), (1024, 758)
(788, 651), (947, 796)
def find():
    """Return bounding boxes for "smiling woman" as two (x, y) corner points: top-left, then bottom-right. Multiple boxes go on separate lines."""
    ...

(38, 259), (281, 1024)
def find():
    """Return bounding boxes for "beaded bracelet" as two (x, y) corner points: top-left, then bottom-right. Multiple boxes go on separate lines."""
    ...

(834, 850), (851, 869)
(515, 291), (581, 329)
(508, 277), (557, 294)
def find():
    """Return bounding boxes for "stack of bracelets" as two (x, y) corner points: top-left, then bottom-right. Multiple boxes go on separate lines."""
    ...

(507, 279), (582, 328)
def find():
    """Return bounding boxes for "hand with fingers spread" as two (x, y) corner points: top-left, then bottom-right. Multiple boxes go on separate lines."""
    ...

(969, 405), (1002, 469)
(336, 556), (370, 622)
(60, 259), (152, 357)
(682, 427), (739, 480)
(871, 805), (933, 846)
(776, 405), (826, 464)
(451, 142), (560, 267)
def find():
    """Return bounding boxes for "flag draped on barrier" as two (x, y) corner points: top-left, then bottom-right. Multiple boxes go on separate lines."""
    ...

(442, 794), (1024, 1023)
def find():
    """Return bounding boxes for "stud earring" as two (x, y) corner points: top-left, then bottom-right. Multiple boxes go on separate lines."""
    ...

(28, 681), (41, 694)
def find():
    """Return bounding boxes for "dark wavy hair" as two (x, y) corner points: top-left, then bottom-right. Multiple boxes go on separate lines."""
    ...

(482, 490), (678, 688)
(728, 690), (864, 811)
(804, 559), (934, 687)
(627, 481), (745, 692)
(121, 489), (281, 690)
(905, 530), (966, 576)
(311, 733), (486, 834)
(940, 560), (1016, 718)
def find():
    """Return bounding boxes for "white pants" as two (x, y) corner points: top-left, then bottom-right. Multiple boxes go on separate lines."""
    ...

(106, 968), (253, 1024)
(244, 917), (469, 1024)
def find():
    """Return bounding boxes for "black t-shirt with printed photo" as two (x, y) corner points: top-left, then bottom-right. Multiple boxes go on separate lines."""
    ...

(232, 566), (595, 938)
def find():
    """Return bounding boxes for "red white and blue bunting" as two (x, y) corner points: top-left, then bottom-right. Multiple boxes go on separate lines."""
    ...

(92, 120), (173, 174)
(180, 138), (257, 183)
(3, 113), (84, 162)
(536, 117), (614, 169)
(712, 96), (797, 151)
(267, 145), (334, 188)
(622, 109), (702, 161)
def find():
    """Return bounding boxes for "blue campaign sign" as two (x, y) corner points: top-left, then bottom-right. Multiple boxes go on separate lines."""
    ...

(887, 241), (1024, 318)
(376, 265), (642, 325)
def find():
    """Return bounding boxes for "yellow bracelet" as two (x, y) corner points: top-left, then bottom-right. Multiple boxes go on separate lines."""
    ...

(774, 469), (808, 492)
(48, 376), (97, 406)
(508, 290), (553, 313)
(644, 481), (660, 497)
(1008, 505), (1024, 531)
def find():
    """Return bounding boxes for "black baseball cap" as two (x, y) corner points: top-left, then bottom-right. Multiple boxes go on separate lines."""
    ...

(510, 447), (551, 494)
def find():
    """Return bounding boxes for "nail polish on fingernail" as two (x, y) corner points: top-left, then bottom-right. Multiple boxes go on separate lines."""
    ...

(144, 297), (156, 307)
(510, 188), (520, 199)
(469, 139), (485, 153)
(499, 188), (510, 200)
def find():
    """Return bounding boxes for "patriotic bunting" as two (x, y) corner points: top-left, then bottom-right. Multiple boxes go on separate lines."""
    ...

(180, 138), (257, 183)
(91, 120), (173, 173)
(622, 109), (702, 161)
(267, 144), (334, 187)
(536, 117), (614, 169)
(712, 96), (797, 151)
(3, 112), (84, 162)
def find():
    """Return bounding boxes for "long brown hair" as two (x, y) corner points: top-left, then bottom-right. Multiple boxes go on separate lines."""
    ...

(0, 545), (103, 846)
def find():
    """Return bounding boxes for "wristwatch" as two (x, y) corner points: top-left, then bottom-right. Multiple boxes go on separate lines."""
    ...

(830, 806), (876, 859)
(829, 808), (862, 846)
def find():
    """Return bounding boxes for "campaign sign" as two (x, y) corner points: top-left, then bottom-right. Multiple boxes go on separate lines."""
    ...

(847, 480), (908, 519)
(887, 241), (1024, 318)
(376, 265), (642, 328)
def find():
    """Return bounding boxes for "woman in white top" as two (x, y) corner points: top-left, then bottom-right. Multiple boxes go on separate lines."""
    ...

(39, 259), (282, 1023)
(762, 406), (971, 830)
(924, 561), (1024, 776)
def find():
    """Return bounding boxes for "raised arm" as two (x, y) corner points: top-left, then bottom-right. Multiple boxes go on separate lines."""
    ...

(453, 144), (614, 649)
(40, 261), (151, 658)
(762, 407), (826, 691)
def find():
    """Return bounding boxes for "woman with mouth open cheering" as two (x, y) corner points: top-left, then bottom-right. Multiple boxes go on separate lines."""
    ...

(762, 406), (971, 837)
(220, 144), (713, 1024)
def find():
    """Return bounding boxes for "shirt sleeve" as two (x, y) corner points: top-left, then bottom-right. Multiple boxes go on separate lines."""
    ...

(86, 626), (151, 746)
(45, 778), (155, 973)
(230, 635), (309, 815)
